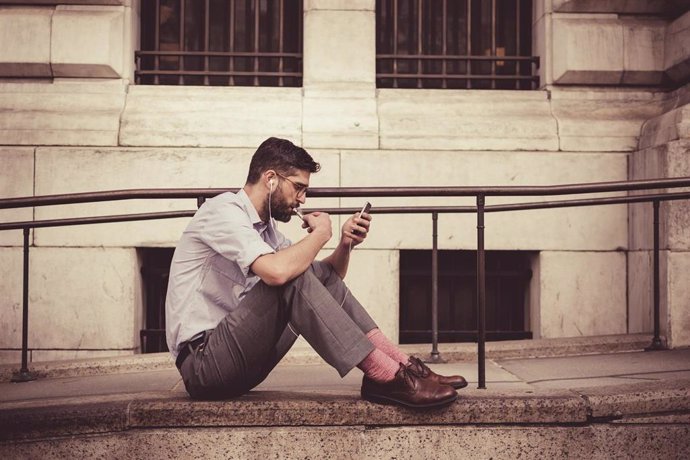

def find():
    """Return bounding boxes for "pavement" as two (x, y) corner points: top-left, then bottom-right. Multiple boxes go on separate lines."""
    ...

(1, 338), (690, 447)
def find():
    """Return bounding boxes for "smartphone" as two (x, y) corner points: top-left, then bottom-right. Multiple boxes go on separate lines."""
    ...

(353, 202), (372, 235)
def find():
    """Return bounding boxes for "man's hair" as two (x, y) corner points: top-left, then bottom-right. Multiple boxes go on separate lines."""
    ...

(246, 137), (320, 184)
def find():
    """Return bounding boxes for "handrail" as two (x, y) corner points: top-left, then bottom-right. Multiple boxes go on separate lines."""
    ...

(2, 176), (690, 209)
(3, 190), (690, 231)
(2, 177), (689, 386)
(0, 192), (690, 231)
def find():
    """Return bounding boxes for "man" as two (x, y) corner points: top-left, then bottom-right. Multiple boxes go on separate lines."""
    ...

(166, 137), (467, 408)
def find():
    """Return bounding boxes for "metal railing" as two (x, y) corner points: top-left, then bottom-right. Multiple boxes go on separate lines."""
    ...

(2, 177), (690, 387)
(376, 0), (538, 90)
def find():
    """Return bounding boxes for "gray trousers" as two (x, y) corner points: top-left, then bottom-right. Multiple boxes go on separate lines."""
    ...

(179, 261), (378, 400)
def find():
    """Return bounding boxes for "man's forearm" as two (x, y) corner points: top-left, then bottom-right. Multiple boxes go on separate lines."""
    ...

(252, 229), (330, 285)
(322, 241), (351, 279)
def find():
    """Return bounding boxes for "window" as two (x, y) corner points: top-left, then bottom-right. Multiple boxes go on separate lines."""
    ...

(137, 0), (303, 86)
(376, 0), (537, 89)
(399, 250), (534, 343)
(139, 248), (174, 353)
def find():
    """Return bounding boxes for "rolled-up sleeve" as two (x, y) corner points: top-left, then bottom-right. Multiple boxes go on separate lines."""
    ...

(198, 202), (275, 277)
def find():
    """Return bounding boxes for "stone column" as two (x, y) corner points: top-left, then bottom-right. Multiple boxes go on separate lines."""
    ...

(302, 0), (378, 148)
(629, 10), (690, 348)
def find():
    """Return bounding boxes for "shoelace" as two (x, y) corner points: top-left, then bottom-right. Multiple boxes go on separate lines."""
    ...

(408, 357), (431, 378)
(397, 363), (417, 389)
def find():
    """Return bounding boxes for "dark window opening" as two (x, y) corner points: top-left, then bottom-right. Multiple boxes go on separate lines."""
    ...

(399, 250), (534, 343)
(376, 0), (538, 89)
(140, 248), (175, 353)
(137, 0), (303, 87)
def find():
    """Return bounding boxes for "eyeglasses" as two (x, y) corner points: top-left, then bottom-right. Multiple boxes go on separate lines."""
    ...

(276, 173), (309, 197)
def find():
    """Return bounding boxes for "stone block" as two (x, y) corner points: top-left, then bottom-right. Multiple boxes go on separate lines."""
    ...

(539, 251), (627, 338)
(550, 87), (666, 152)
(629, 140), (690, 251)
(627, 250), (661, 334)
(0, 7), (52, 77)
(378, 89), (559, 151)
(339, 149), (628, 251)
(668, 251), (690, 347)
(51, 5), (125, 78)
(0, 248), (23, 348)
(26, 247), (140, 349)
(638, 103), (690, 150)
(0, 148), (34, 247)
(665, 11), (690, 85)
(0, 82), (125, 146)
(304, 9), (375, 87)
(552, 0), (678, 15)
(302, 91), (379, 148)
(119, 86), (302, 147)
(552, 15), (624, 85)
(533, 0), (550, 21)
(305, 0), (373, 10)
(1, 247), (139, 352)
(33, 147), (340, 247)
(533, 12), (553, 88)
(622, 19), (666, 86)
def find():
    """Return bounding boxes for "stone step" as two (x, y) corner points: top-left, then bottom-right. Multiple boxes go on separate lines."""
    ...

(1, 378), (689, 458)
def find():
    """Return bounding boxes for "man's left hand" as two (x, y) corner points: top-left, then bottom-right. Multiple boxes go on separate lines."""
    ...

(341, 210), (372, 248)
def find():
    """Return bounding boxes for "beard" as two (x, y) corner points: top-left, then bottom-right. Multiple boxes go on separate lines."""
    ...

(268, 189), (295, 223)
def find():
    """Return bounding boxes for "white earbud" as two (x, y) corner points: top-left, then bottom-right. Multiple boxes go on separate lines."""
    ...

(269, 179), (275, 193)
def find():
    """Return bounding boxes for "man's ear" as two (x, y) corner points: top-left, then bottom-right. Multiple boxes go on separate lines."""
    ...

(265, 170), (276, 192)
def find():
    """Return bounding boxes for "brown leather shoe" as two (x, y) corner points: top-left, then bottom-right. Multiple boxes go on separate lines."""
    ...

(361, 363), (458, 409)
(407, 356), (468, 389)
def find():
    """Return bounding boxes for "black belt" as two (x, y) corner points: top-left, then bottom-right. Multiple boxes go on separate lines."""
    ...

(175, 332), (207, 370)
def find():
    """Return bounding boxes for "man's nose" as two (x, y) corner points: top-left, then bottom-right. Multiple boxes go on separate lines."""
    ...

(297, 194), (306, 205)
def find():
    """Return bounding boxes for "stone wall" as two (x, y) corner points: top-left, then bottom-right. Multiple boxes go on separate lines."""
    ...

(0, 0), (688, 363)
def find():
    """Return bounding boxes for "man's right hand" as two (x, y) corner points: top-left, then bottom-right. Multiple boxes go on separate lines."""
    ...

(302, 211), (332, 242)
(252, 211), (332, 286)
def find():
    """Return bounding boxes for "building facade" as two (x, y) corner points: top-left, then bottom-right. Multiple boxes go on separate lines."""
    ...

(1, 0), (689, 364)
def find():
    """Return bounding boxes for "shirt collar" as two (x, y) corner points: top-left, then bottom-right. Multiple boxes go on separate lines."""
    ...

(237, 188), (269, 233)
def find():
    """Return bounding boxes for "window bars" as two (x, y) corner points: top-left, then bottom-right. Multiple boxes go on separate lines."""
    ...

(376, 0), (538, 89)
(136, 0), (303, 87)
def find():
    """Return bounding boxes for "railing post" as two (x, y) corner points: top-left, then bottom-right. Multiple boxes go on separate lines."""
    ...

(477, 195), (486, 389)
(646, 200), (664, 351)
(427, 212), (444, 363)
(197, 196), (206, 208)
(12, 227), (36, 382)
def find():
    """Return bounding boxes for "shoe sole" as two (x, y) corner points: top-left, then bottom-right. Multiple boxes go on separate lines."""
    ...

(362, 392), (458, 409)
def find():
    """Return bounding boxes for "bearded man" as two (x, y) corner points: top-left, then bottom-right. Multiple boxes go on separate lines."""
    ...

(166, 137), (466, 407)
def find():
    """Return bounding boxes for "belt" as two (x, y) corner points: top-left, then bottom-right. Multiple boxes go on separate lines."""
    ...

(175, 331), (208, 370)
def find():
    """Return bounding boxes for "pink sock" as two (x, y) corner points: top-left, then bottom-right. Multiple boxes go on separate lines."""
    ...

(367, 328), (410, 365)
(357, 348), (400, 383)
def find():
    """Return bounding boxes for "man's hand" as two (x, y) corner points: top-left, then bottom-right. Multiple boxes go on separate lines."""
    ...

(302, 211), (333, 242)
(341, 210), (372, 248)
(251, 212), (332, 286)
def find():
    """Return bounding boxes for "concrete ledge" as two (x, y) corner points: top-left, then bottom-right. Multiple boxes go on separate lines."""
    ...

(0, 390), (589, 441)
(2, 380), (690, 443)
(575, 379), (690, 419)
(129, 389), (587, 429)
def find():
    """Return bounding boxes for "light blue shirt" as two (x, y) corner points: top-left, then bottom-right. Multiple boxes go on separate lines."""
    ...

(165, 189), (290, 358)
